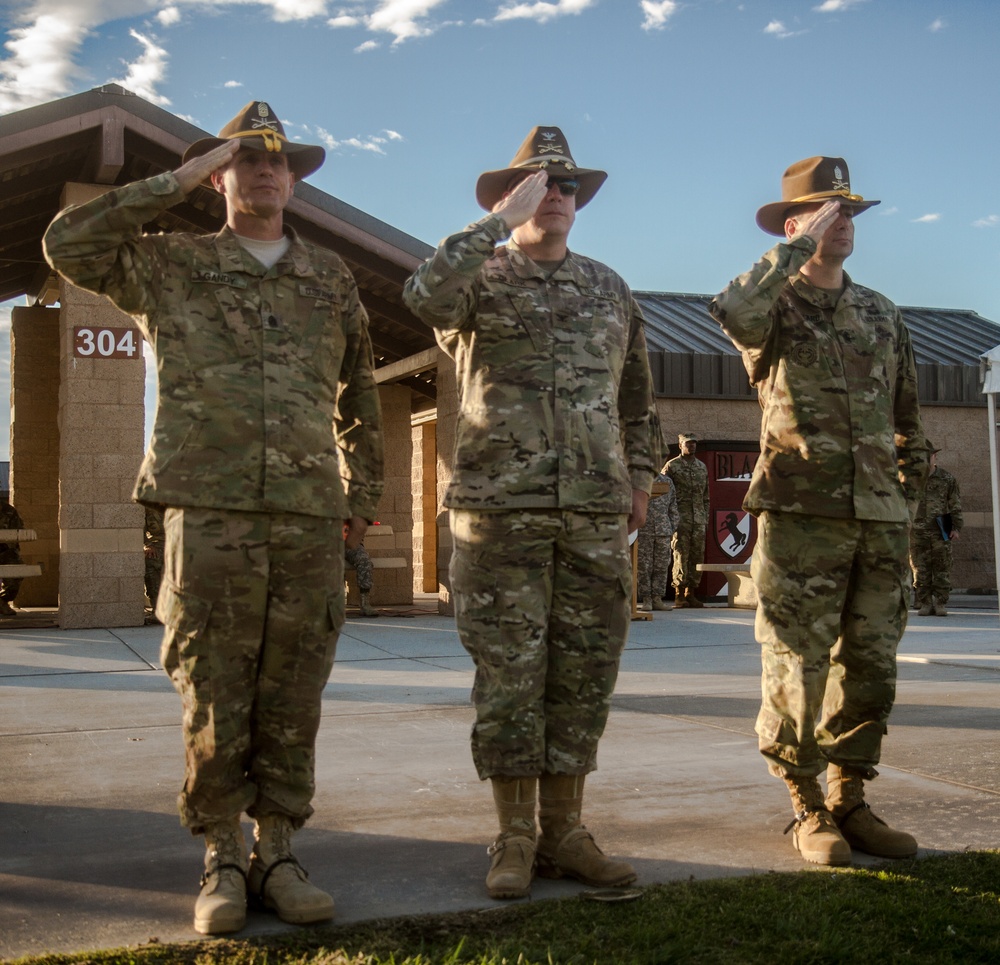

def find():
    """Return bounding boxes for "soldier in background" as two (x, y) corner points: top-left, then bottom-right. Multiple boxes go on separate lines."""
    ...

(0, 491), (25, 616)
(636, 466), (679, 610)
(711, 156), (927, 868)
(143, 506), (165, 619)
(44, 102), (383, 935)
(345, 541), (379, 617)
(910, 444), (962, 617)
(404, 126), (661, 901)
(665, 432), (710, 608)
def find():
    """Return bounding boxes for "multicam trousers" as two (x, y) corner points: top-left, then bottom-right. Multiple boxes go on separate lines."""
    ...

(909, 528), (953, 607)
(671, 523), (706, 592)
(751, 511), (909, 779)
(449, 509), (632, 780)
(158, 507), (344, 833)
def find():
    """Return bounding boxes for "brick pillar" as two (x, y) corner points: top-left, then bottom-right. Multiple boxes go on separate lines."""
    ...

(411, 419), (437, 593)
(10, 306), (60, 605)
(54, 183), (146, 628)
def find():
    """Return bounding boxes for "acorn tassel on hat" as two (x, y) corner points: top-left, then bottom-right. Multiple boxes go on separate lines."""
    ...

(475, 126), (607, 211)
(182, 101), (325, 180)
(755, 156), (880, 236)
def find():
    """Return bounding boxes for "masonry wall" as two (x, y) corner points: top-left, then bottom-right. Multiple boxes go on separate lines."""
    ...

(10, 306), (60, 605)
(411, 419), (437, 594)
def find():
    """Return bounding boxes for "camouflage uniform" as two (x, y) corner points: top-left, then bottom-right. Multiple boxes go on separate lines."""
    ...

(44, 173), (384, 831)
(404, 215), (661, 779)
(909, 466), (962, 609)
(636, 473), (679, 606)
(144, 506), (165, 609)
(0, 498), (25, 609)
(344, 543), (374, 593)
(710, 235), (927, 778)
(665, 453), (710, 593)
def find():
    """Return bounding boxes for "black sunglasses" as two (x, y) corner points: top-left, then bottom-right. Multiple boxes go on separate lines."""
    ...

(546, 178), (579, 196)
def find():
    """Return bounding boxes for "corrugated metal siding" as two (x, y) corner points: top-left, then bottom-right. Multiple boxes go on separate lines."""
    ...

(637, 291), (999, 405)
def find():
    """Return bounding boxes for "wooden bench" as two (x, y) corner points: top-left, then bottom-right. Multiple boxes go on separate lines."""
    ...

(697, 562), (756, 609)
(0, 529), (42, 580)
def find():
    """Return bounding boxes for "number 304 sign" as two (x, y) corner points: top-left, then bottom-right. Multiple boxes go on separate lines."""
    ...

(73, 326), (141, 359)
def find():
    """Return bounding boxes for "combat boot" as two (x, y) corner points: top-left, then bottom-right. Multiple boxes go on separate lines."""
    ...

(783, 775), (851, 866)
(536, 774), (636, 887)
(486, 776), (537, 899)
(933, 602), (948, 616)
(652, 598), (671, 611)
(673, 588), (689, 609)
(194, 817), (247, 935)
(686, 589), (705, 608)
(917, 603), (933, 616)
(359, 591), (379, 617)
(826, 764), (917, 858)
(248, 814), (335, 924)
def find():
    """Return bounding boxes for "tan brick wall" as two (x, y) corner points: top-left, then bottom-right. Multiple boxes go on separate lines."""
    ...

(411, 420), (437, 593)
(55, 182), (146, 628)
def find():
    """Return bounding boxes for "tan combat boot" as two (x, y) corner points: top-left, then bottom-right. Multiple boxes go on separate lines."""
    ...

(536, 774), (636, 887)
(826, 764), (917, 858)
(486, 776), (537, 899)
(783, 775), (851, 866)
(652, 598), (671, 611)
(359, 591), (379, 617)
(194, 818), (247, 935)
(673, 588), (689, 609)
(248, 814), (335, 924)
(686, 588), (705, 608)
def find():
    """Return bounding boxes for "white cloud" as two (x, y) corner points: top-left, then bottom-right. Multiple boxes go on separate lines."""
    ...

(316, 125), (404, 155)
(495, 0), (597, 25)
(879, 206), (899, 217)
(814, 0), (867, 12)
(929, 18), (946, 32)
(328, 14), (361, 28)
(912, 213), (941, 224)
(640, 1), (678, 32)
(106, 28), (171, 105)
(366, 0), (452, 42)
(157, 6), (181, 26)
(973, 215), (1000, 228)
(764, 20), (804, 40)
(355, 39), (379, 51)
(224, 79), (243, 87)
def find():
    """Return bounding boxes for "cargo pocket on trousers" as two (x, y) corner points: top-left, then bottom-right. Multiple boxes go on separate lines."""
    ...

(157, 581), (214, 682)
(606, 567), (632, 660)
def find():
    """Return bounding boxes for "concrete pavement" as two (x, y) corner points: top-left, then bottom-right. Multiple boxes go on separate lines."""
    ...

(2, 596), (999, 961)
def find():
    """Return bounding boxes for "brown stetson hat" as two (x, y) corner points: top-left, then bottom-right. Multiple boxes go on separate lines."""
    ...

(475, 126), (607, 212)
(755, 156), (880, 236)
(182, 101), (325, 180)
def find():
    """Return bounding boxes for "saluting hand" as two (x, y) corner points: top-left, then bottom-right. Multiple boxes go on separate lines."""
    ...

(492, 170), (549, 232)
(789, 199), (843, 246)
(174, 141), (240, 195)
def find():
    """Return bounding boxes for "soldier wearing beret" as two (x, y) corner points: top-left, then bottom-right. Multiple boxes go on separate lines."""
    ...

(710, 157), (927, 868)
(44, 101), (384, 935)
(404, 126), (661, 900)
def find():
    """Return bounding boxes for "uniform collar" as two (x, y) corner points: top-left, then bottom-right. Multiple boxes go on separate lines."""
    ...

(506, 238), (579, 282)
(215, 224), (313, 276)
(788, 269), (872, 311)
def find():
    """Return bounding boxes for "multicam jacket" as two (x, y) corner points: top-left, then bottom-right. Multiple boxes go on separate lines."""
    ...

(710, 236), (927, 521)
(403, 214), (661, 512)
(914, 466), (962, 536)
(665, 455), (710, 527)
(43, 172), (384, 521)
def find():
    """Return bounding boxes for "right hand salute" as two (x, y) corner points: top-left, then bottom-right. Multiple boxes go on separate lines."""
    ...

(789, 199), (843, 246)
(492, 170), (549, 232)
(174, 140), (240, 194)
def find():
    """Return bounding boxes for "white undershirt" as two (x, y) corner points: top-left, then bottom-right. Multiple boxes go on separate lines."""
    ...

(234, 233), (290, 269)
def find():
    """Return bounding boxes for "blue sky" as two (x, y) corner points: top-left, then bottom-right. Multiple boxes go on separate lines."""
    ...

(2, 0), (1000, 459)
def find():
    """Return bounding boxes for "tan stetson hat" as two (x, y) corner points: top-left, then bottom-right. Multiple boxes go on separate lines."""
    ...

(475, 126), (607, 211)
(755, 156), (880, 236)
(182, 101), (325, 180)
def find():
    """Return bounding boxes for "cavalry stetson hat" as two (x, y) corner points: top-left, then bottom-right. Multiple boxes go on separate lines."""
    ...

(182, 101), (325, 180)
(475, 126), (607, 211)
(755, 156), (880, 236)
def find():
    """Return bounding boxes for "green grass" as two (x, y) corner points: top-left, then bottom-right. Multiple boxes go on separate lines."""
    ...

(12, 851), (1000, 965)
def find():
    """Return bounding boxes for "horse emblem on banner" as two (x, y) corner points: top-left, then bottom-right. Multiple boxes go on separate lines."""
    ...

(715, 510), (753, 559)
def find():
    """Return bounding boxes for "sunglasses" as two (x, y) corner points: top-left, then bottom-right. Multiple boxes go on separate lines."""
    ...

(546, 178), (579, 196)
